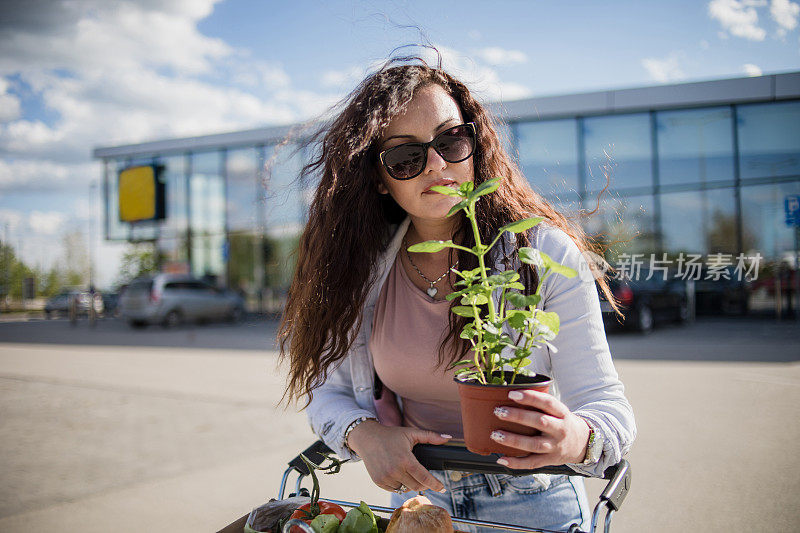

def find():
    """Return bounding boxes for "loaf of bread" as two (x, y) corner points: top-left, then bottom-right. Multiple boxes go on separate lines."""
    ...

(385, 495), (454, 533)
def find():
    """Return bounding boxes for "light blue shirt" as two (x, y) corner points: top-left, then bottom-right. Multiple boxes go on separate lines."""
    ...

(306, 217), (636, 477)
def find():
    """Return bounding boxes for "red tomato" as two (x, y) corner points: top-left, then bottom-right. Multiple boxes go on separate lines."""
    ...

(289, 501), (346, 532)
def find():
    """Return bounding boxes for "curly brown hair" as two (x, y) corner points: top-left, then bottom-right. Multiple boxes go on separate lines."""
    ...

(278, 58), (620, 407)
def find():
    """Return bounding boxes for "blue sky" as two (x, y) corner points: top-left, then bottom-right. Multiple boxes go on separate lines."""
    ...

(0, 0), (798, 287)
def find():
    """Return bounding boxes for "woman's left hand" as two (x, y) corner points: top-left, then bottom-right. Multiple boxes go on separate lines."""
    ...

(491, 389), (591, 469)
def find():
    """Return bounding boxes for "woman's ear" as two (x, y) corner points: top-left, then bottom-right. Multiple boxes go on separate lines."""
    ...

(377, 180), (389, 195)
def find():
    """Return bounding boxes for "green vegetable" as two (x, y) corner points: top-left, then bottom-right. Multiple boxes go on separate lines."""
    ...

(339, 501), (378, 533)
(310, 513), (340, 533)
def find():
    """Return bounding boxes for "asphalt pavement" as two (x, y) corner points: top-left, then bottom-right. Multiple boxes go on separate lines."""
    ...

(0, 316), (798, 532)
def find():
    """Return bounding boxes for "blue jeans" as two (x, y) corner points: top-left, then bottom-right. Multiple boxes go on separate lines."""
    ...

(390, 471), (589, 533)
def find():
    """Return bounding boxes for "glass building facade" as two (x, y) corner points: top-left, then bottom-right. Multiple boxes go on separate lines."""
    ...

(95, 72), (800, 317)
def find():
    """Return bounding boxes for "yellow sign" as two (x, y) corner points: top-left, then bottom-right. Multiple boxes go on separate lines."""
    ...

(119, 165), (157, 222)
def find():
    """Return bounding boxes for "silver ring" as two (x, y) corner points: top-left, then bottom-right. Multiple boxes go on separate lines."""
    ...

(394, 484), (408, 494)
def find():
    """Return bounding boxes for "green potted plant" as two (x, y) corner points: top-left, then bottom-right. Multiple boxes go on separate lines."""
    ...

(408, 178), (577, 455)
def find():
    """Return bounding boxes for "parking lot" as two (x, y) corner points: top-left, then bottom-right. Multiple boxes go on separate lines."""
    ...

(0, 315), (798, 532)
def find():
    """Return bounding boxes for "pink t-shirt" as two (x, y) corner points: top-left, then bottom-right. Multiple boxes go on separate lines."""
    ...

(369, 254), (464, 439)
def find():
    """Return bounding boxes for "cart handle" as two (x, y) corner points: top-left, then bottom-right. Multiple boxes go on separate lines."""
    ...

(287, 441), (630, 504)
(411, 443), (626, 480)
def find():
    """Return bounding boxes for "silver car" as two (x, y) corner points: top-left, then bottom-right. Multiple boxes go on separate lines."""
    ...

(120, 274), (245, 328)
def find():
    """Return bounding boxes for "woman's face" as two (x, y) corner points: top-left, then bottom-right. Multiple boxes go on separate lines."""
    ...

(376, 84), (475, 223)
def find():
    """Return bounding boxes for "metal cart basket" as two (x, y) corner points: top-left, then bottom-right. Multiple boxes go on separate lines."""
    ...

(268, 440), (631, 533)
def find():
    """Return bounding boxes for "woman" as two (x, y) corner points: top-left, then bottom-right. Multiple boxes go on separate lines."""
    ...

(278, 59), (636, 532)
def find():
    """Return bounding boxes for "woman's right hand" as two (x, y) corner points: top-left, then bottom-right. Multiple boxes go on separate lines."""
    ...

(346, 420), (451, 493)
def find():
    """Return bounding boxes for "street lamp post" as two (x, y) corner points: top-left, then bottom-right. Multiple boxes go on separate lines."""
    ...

(89, 181), (98, 326)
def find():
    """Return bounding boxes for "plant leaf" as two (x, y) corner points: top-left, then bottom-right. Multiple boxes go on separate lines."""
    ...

(428, 185), (463, 197)
(483, 322), (500, 335)
(446, 199), (470, 218)
(452, 306), (478, 318)
(499, 216), (544, 235)
(408, 240), (453, 253)
(461, 293), (488, 306)
(506, 310), (528, 330)
(539, 251), (578, 278)
(536, 310), (561, 337)
(506, 292), (541, 308)
(486, 271), (519, 285)
(470, 178), (501, 199)
(518, 247), (544, 268)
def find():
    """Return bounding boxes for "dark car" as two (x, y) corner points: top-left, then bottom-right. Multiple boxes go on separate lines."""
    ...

(600, 270), (689, 333)
(44, 290), (103, 319)
(693, 265), (748, 315)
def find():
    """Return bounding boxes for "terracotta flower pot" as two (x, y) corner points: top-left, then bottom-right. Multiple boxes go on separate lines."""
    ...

(455, 371), (553, 456)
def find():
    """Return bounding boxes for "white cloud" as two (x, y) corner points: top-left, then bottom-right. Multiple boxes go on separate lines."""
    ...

(0, 208), (23, 232)
(0, 77), (22, 123)
(475, 47), (528, 67)
(641, 54), (686, 83)
(708, 0), (768, 41)
(322, 65), (368, 89)
(771, 0), (800, 36)
(419, 45), (533, 102)
(28, 210), (66, 235)
(0, 159), (95, 190)
(743, 63), (764, 75)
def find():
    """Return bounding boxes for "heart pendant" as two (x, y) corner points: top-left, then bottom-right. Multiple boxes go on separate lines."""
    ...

(426, 286), (438, 298)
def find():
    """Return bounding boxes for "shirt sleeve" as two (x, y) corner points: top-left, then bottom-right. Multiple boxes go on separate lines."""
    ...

(305, 356), (377, 462)
(536, 223), (637, 477)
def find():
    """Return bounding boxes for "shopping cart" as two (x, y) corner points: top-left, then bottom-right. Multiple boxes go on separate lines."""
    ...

(267, 439), (631, 533)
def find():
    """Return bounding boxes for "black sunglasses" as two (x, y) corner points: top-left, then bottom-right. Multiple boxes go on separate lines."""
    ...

(378, 122), (477, 180)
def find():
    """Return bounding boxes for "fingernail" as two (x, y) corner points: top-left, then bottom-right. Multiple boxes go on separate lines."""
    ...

(440, 434), (453, 439)
(439, 488), (447, 493)
(508, 391), (523, 400)
(493, 406), (509, 418)
(497, 458), (509, 466)
(490, 430), (505, 442)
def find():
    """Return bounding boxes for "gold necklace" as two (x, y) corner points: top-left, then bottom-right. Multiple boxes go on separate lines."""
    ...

(403, 238), (459, 298)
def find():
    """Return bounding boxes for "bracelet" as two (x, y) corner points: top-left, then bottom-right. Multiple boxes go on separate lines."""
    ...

(343, 416), (377, 454)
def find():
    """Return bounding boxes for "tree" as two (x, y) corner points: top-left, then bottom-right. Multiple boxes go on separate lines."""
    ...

(115, 243), (160, 285)
(61, 230), (90, 287)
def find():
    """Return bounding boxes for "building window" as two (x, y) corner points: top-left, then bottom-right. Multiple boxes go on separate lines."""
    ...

(156, 154), (188, 240)
(226, 147), (260, 233)
(583, 113), (653, 193)
(516, 119), (579, 201)
(582, 193), (657, 263)
(660, 188), (738, 256)
(740, 181), (800, 262)
(656, 107), (735, 187)
(190, 151), (225, 280)
(738, 101), (800, 180)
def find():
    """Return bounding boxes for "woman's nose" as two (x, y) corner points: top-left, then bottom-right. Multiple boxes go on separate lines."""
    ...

(424, 145), (447, 174)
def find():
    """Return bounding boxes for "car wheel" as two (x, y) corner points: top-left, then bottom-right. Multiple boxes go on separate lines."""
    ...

(45, 311), (52, 319)
(676, 300), (690, 323)
(228, 306), (244, 323)
(636, 305), (654, 333)
(163, 310), (182, 329)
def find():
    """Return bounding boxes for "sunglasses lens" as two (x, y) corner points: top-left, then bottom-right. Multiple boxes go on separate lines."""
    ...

(434, 124), (475, 163)
(381, 123), (476, 180)
(384, 144), (426, 179)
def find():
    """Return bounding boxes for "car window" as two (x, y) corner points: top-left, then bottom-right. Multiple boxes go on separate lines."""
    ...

(128, 279), (153, 293)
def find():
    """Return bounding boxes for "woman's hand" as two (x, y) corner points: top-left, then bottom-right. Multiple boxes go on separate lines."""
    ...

(491, 390), (591, 469)
(346, 420), (451, 493)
